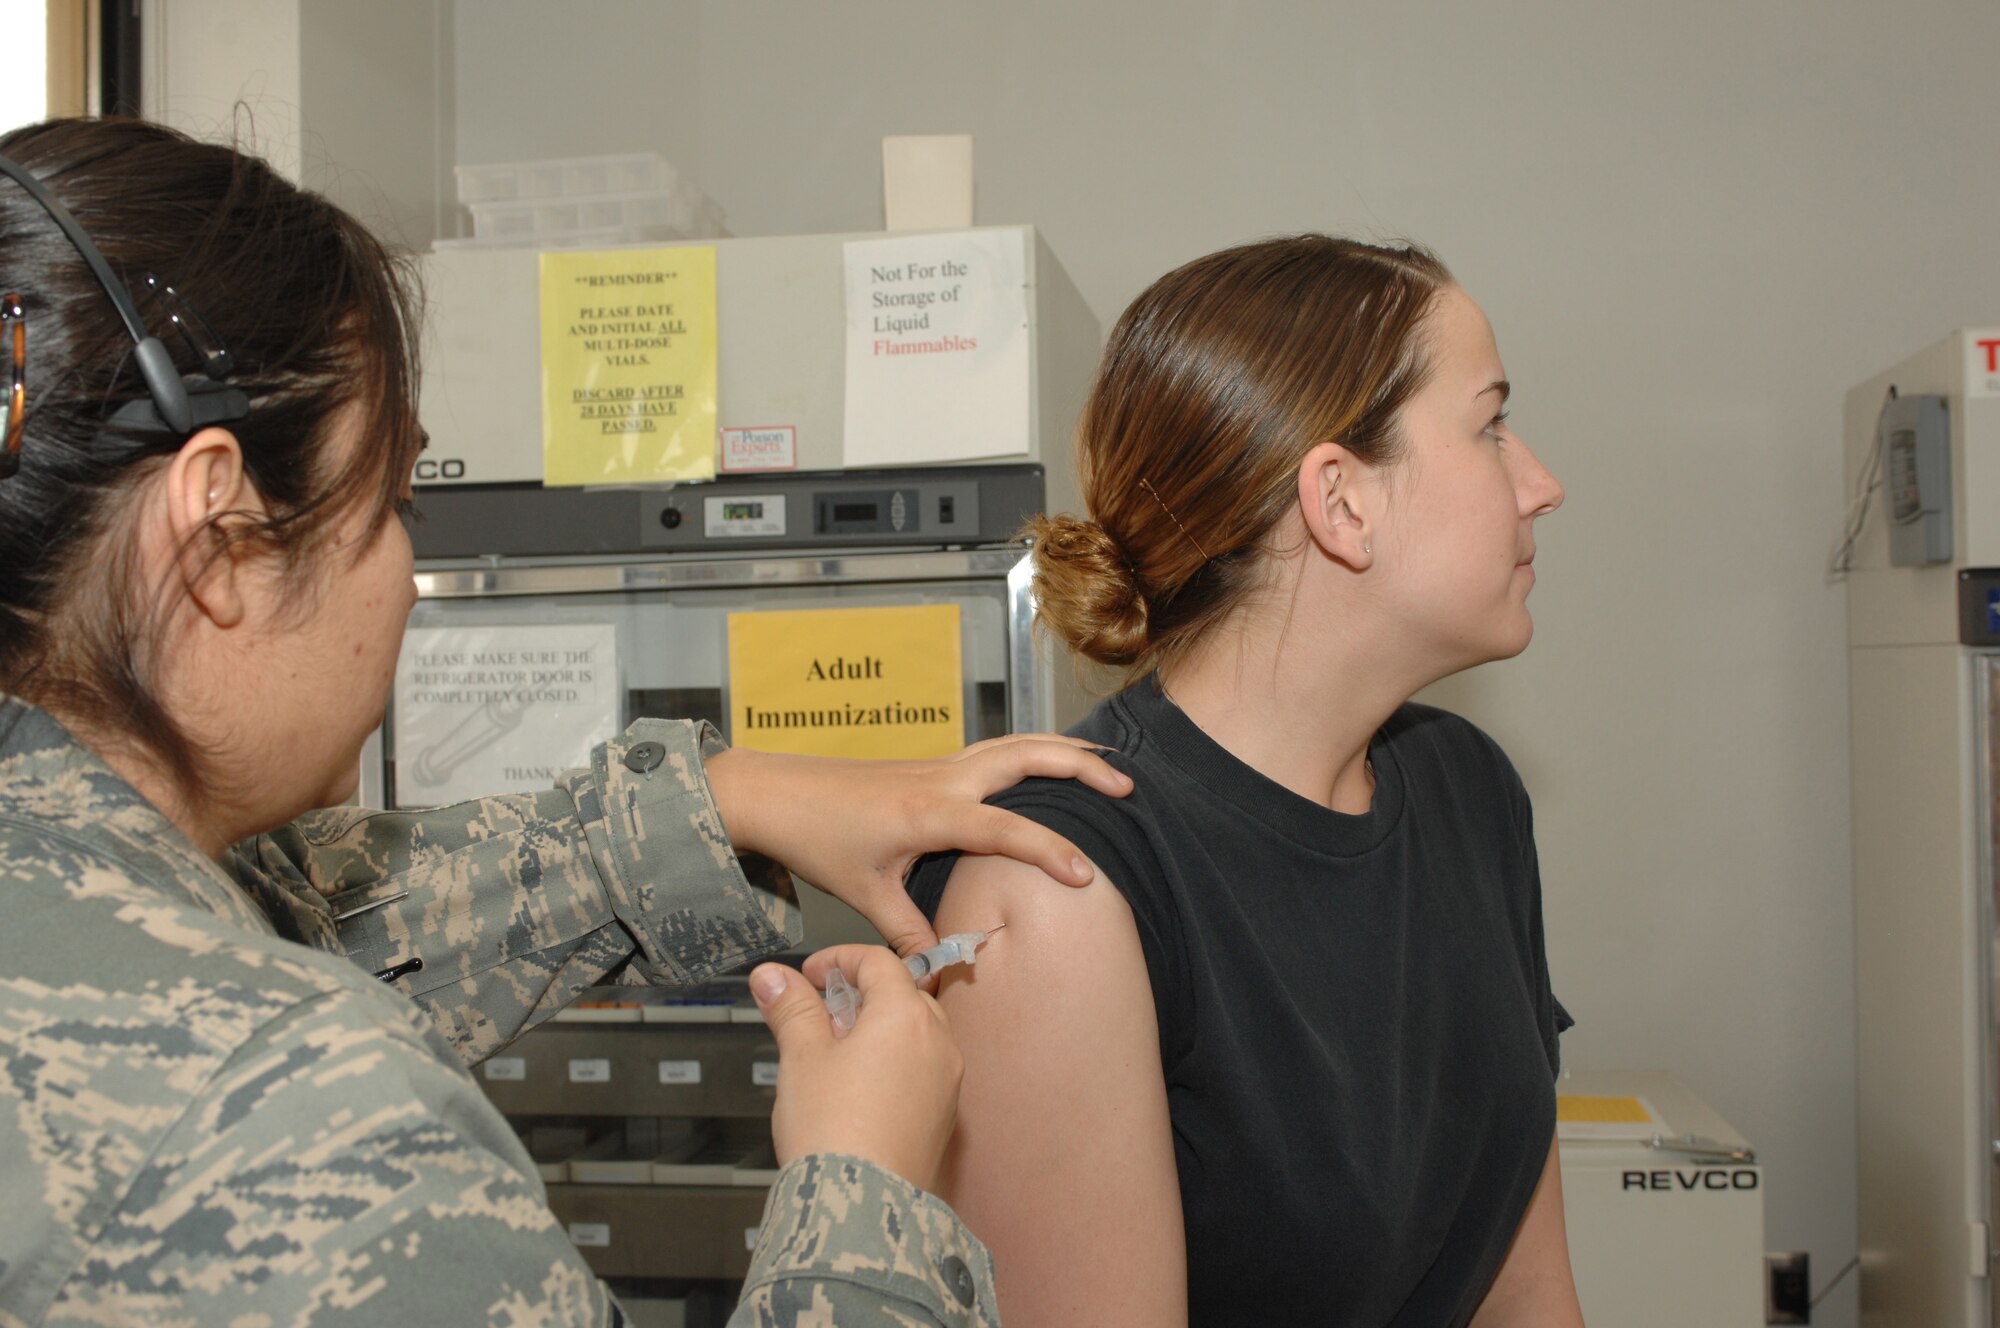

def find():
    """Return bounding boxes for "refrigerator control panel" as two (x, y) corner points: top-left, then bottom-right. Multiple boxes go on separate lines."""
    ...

(409, 464), (1038, 560)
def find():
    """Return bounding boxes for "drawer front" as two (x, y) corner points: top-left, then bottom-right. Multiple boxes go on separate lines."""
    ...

(547, 1184), (771, 1280)
(479, 1026), (780, 1117)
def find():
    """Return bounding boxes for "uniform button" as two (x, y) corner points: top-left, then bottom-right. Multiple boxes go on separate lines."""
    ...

(624, 741), (665, 773)
(940, 1254), (975, 1307)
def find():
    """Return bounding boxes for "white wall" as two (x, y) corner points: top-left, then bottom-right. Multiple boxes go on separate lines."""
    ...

(298, 0), (455, 250)
(455, 4), (2000, 1322)
(142, 0), (302, 176)
(144, 0), (452, 248)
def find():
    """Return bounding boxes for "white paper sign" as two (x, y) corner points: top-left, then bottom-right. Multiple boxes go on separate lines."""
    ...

(569, 1223), (611, 1248)
(657, 1059), (703, 1085)
(483, 1057), (526, 1082)
(751, 1061), (779, 1087)
(392, 622), (620, 808)
(842, 230), (1031, 465)
(567, 1058), (611, 1084)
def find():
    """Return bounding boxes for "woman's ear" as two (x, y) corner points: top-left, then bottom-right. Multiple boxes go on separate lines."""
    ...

(1295, 441), (1375, 570)
(160, 428), (263, 629)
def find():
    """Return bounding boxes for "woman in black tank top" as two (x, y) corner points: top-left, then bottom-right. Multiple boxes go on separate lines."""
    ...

(908, 235), (1578, 1328)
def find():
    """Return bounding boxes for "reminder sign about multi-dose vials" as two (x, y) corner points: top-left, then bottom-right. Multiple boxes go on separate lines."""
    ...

(539, 247), (718, 485)
(841, 230), (1031, 466)
(392, 623), (621, 807)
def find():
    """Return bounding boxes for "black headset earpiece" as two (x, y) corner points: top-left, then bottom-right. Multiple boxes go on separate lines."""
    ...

(0, 151), (248, 437)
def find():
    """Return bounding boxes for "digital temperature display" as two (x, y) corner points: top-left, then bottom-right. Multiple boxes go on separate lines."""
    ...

(701, 493), (785, 540)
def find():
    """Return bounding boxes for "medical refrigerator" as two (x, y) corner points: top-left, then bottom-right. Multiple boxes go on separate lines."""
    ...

(363, 222), (1100, 949)
(351, 219), (1103, 1299)
(1845, 326), (2000, 1326)
(365, 463), (1089, 947)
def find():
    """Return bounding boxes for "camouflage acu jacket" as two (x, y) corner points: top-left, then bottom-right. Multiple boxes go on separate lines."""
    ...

(0, 698), (999, 1327)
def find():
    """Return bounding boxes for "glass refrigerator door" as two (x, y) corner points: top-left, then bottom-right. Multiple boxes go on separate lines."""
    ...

(374, 547), (1028, 947)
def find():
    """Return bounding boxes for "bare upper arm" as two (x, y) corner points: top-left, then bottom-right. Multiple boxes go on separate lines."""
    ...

(1469, 1135), (1584, 1327)
(933, 852), (1187, 1328)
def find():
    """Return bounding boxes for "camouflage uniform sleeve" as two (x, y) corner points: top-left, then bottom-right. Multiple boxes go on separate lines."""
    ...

(235, 719), (802, 1063)
(46, 982), (619, 1326)
(733, 1155), (1001, 1328)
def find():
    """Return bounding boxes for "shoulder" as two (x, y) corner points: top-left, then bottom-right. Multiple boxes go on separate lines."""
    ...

(49, 984), (602, 1324)
(1, 808), (135, 885)
(1384, 702), (1528, 800)
(939, 852), (1145, 966)
(932, 855), (1164, 1120)
(0, 793), (186, 914)
(930, 692), (1164, 999)
(179, 981), (499, 1149)
(916, 771), (1169, 940)
(933, 843), (1188, 1067)
(910, 690), (1167, 917)
(0, 811), (446, 1140)
(0, 903), (467, 1322)
(986, 689), (1166, 849)
(3, 820), (372, 1009)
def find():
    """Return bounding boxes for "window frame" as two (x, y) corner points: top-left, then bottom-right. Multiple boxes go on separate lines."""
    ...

(45, 0), (92, 119)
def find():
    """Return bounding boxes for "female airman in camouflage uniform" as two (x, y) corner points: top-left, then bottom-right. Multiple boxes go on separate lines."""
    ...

(0, 117), (1128, 1327)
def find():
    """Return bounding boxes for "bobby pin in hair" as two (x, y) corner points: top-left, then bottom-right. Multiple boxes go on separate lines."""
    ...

(1137, 477), (1210, 561)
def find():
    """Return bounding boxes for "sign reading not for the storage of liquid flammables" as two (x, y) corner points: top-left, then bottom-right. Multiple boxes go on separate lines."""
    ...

(841, 229), (1030, 467)
(726, 604), (964, 759)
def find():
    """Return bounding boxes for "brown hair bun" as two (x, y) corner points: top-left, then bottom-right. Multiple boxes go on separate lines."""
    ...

(1023, 512), (1150, 667)
(1032, 234), (1451, 683)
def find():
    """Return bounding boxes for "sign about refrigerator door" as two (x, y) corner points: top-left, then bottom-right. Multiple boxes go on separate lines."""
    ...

(842, 230), (1031, 466)
(392, 623), (621, 807)
(726, 604), (963, 758)
(539, 246), (718, 485)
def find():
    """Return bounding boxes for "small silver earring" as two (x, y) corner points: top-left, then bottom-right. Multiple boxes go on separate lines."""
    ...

(1363, 543), (1372, 554)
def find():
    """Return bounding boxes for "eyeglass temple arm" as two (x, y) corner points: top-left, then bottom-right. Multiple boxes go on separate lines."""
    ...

(0, 153), (194, 433)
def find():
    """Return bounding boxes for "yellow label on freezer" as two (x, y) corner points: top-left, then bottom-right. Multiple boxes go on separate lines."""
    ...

(727, 605), (964, 758)
(539, 246), (717, 486)
(1557, 1094), (1655, 1125)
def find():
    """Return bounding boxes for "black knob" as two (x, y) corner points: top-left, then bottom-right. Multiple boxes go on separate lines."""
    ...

(659, 506), (683, 530)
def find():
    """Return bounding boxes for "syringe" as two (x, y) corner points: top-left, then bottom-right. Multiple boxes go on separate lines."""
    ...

(904, 925), (1005, 979)
(823, 925), (1005, 1035)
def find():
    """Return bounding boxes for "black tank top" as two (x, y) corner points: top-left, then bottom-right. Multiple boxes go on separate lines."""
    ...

(908, 678), (1569, 1326)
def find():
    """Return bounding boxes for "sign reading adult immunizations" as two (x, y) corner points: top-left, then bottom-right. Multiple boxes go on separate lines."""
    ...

(539, 247), (717, 485)
(391, 623), (620, 807)
(726, 605), (963, 759)
(842, 230), (1031, 466)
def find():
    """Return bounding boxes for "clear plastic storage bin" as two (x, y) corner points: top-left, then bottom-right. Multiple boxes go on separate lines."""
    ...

(432, 225), (701, 251)
(466, 188), (712, 243)
(454, 152), (679, 205)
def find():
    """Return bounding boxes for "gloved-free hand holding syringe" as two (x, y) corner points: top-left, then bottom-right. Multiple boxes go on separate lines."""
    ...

(824, 925), (1005, 1036)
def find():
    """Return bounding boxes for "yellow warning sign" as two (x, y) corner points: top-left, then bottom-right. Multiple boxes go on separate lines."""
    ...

(727, 604), (964, 758)
(539, 246), (717, 486)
